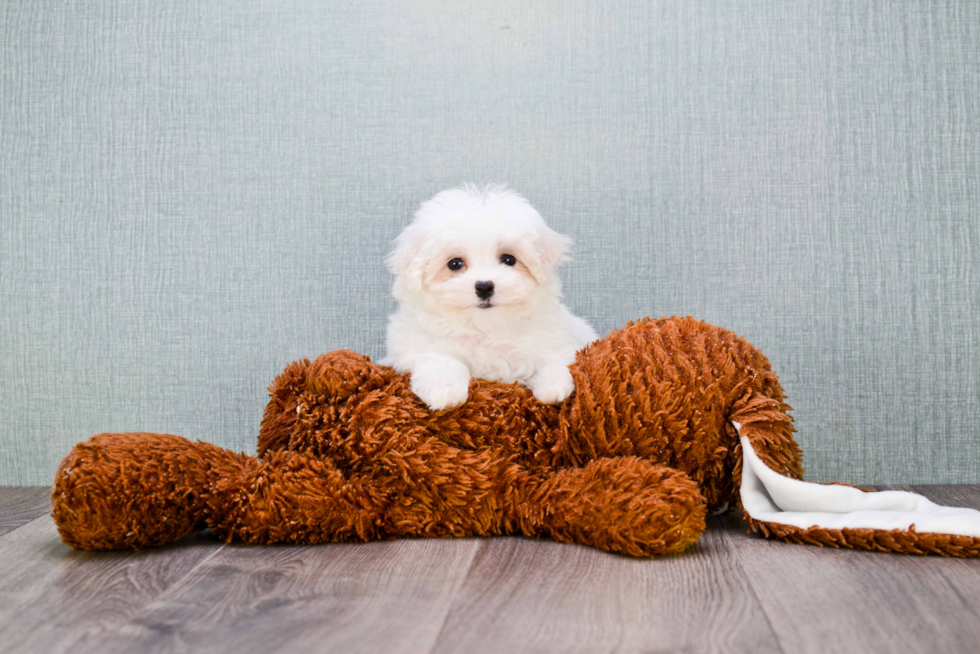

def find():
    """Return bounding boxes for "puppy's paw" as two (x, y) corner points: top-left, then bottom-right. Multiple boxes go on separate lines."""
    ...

(409, 353), (471, 411)
(529, 365), (575, 405)
(413, 377), (470, 411)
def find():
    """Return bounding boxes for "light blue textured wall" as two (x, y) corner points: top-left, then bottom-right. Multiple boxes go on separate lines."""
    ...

(1, 1), (978, 485)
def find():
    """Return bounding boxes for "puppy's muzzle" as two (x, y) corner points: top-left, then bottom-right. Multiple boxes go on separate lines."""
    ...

(475, 280), (495, 302)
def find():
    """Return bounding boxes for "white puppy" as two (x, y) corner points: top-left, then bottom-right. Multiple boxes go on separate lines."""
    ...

(381, 184), (598, 411)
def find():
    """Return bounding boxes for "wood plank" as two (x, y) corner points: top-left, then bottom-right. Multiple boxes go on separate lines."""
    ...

(86, 537), (481, 654)
(431, 529), (783, 654)
(0, 486), (52, 536)
(1, 486), (978, 653)
(0, 515), (225, 653)
(719, 484), (980, 654)
(0, 515), (78, 614)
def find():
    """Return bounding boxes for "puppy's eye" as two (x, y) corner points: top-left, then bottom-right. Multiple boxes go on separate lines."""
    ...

(499, 254), (517, 266)
(447, 258), (465, 271)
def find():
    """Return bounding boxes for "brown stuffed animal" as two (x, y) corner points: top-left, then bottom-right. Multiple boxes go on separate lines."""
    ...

(51, 316), (980, 557)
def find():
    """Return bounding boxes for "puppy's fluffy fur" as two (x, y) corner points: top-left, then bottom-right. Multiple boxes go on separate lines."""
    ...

(382, 184), (598, 410)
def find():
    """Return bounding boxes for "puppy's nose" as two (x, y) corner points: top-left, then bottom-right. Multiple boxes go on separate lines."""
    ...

(474, 280), (495, 300)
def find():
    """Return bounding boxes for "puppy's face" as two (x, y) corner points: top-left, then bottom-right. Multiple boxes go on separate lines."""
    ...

(424, 235), (537, 311)
(388, 186), (571, 314)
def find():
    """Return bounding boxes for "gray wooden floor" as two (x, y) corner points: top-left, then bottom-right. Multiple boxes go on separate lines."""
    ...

(1, 486), (979, 654)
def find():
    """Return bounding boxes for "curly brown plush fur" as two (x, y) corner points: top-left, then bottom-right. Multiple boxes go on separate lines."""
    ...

(50, 316), (980, 557)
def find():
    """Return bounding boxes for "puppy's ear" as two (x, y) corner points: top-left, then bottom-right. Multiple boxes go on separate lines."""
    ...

(386, 224), (427, 291)
(526, 226), (573, 283)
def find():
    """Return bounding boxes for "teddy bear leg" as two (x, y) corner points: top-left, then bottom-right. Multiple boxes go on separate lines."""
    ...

(517, 458), (707, 557)
(52, 432), (243, 550)
(205, 449), (390, 545)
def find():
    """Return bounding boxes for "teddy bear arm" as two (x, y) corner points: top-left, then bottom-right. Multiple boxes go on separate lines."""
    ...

(50, 432), (391, 550)
(206, 449), (391, 545)
(517, 457), (708, 557)
(358, 426), (531, 538)
(227, 427), (536, 544)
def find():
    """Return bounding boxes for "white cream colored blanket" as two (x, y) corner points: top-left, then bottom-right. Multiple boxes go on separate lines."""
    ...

(735, 423), (980, 538)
